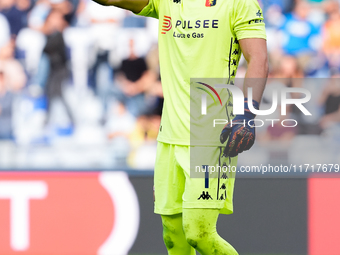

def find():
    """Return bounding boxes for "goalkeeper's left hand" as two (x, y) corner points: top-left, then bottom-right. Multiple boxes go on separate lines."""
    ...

(220, 98), (259, 157)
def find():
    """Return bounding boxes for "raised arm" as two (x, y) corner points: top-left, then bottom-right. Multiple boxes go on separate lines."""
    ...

(239, 38), (268, 103)
(92, 0), (148, 14)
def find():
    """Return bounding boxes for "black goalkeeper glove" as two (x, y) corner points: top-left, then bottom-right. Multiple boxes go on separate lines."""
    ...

(220, 98), (259, 157)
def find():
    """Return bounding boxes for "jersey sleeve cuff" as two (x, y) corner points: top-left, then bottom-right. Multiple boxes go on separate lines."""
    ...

(236, 30), (267, 40)
(135, 0), (158, 18)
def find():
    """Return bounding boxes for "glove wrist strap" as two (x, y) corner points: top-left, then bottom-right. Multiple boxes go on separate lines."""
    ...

(243, 98), (259, 120)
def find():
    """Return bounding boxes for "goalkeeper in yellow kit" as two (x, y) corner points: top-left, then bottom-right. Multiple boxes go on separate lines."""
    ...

(91, 0), (268, 253)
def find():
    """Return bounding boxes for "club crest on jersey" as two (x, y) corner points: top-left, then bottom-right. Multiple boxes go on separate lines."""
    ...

(205, 0), (216, 7)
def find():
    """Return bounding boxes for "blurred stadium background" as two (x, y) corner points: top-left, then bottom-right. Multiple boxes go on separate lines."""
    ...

(0, 0), (340, 254)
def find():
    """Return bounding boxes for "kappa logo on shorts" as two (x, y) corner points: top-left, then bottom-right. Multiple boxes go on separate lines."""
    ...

(218, 185), (227, 200)
(219, 194), (226, 200)
(198, 191), (213, 200)
(221, 173), (228, 179)
(221, 163), (229, 179)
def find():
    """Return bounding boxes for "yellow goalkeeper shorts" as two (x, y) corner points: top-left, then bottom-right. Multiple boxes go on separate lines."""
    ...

(154, 142), (237, 215)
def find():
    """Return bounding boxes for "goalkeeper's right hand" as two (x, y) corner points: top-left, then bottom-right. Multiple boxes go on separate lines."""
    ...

(220, 98), (258, 157)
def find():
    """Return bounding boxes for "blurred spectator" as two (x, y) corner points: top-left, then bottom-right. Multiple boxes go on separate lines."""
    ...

(269, 55), (305, 96)
(42, 10), (73, 126)
(270, 55), (324, 134)
(271, 54), (304, 79)
(28, 0), (51, 30)
(0, 0), (31, 38)
(319, 76), (340, 129)
(130, 115), (159, 145)
(262, 0), (295, 14)
(0, 13), (10, 48)
(144, 44), (163, 116)
(28, 0), (77, 30)
(128, 115), (159, 169)
(318, 76), (340, 153)
(106, 99), (135, 166)
(322, 0), (340, 73)
(106, 100), (135, 140)
(86, 1), (124, 93)
(0, 40), (27, 139)
(0, 40), (26, 91)
(115, 38), (156, 117)
(0, 70), (14, 139)
(122, 11), (146, 28)
(50, 0), (79, 25)
(262, 107), (297, 142)
(279, 0), (320, 56)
